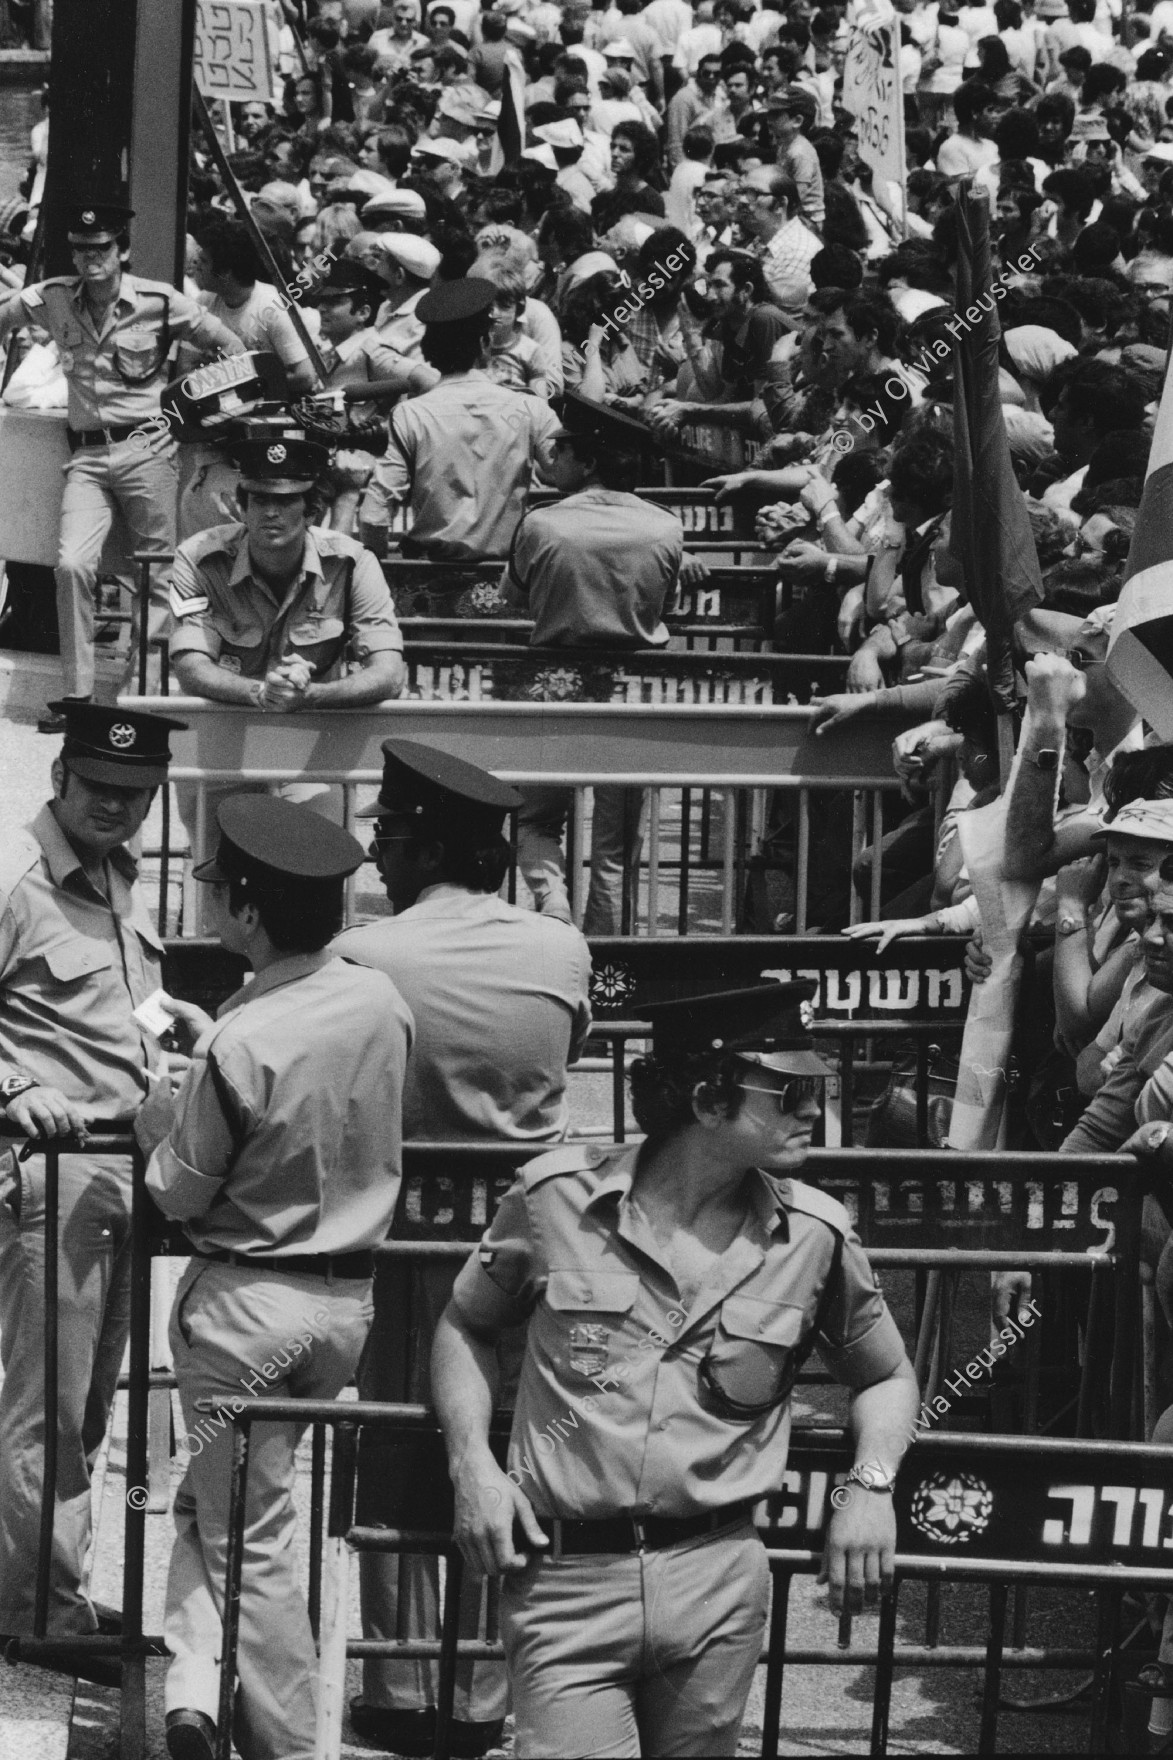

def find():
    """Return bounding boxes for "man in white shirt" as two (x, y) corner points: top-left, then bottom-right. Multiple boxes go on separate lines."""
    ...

(369, 0), (431, 73)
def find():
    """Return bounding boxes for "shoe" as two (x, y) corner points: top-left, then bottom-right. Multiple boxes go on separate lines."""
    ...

(94, 622), (121, 645)
(450, 1717), (506, 1758)
(349, 1700), (435, 1754)
(165, 1707), (217, 1760)
(37, 695), (91, 735)
(348, 1701), (504, 1757)
(92, 1602), (122, 1636)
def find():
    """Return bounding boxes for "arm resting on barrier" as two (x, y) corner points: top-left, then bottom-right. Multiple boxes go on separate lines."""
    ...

(3, 1086), (89, 1142)
(433, 1301), (550, 1578)
(303, 647), (406, 708)
(818, 1357), (919, 1614)
(172, 652), (269, 706)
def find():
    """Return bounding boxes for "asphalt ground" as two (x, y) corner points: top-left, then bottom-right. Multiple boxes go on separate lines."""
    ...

(0, 657), (1111, 1757)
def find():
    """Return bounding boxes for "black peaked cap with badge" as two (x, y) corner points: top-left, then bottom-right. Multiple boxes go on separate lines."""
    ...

(361, 738), (521, 837)
(231, 433), (330, 494)
(641, 981), (831, 1076)
(312, 259), (388, 313)
(415, 276), (497, 326)
(193, 796), (367, 889)
(51, 701), (188, 789)
(67, 199), (134, 244)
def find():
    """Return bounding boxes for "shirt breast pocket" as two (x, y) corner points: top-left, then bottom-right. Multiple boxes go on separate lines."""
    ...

(288, 615), (347, 672)
(701, 1298), (808, 1419)
(546, 1269), (640, 1379)
(41, 939), (115, 990)
(113, 324), (166, 383)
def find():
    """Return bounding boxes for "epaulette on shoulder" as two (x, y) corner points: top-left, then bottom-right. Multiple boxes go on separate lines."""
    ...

(521, 1142), (608, 1191)
(781, 1178), (851, 1237)
(311, 526), (364, 560)
(180, 520), (245, 563)
(125, 274), (175, 298)
(0, 830), (42, 900)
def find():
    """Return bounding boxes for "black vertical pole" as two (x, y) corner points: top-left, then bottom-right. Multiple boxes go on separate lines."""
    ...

(120, 1141), (151, 1758)
(35, 1143), (58, 1638)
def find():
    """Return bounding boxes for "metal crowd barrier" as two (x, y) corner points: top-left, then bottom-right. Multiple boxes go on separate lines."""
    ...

(13, 1130), (1148, 1757)
(215, 1404), (1173, 1760)
(527, 484), (759, 538)
(132, 696), (920, 936)
(402, 641), (849, 704)
(379, 556), (783, 636)
(4, 1127), (158, 1760)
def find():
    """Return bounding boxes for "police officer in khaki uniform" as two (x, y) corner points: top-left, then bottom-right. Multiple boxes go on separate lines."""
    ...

(0, 703), (186, 1658)
(432, 982), (920, 1758)
(0, 200), (246, 726)
(167, 435), (406, 852)
(334, 740), (592, 1757)
(139, 796), (414, 1760)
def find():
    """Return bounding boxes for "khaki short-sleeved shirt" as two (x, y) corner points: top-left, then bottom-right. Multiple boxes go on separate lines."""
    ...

(362, 371), (559, 560)
(168, 522), (402, 680)
(14, 272), (235, 430)
(0, 805), (162, 1114)
(333, 883), (592, 1143)
(451, 1142), (907, 1518)
(508, 489), (681, 650)
(147, 951), (414, 1254)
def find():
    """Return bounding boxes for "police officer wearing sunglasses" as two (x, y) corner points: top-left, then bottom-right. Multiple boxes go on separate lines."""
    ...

(432, 981), (919, 1759)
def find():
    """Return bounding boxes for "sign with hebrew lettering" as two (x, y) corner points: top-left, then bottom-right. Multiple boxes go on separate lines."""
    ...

(759, 1438), (1173, 1577)
(813, 1160), (1125, 1254)
(842, 0), (904, 188)
(586, 936), (970, 1021)
(194, 0), (274, 101)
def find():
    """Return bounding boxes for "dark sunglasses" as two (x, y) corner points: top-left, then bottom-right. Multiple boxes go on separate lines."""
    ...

(739, 1076), (823, 1113)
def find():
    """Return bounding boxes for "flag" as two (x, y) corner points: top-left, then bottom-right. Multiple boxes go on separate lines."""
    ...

(1107, 349), (1173, 738)
(498, 50), (525, 168)
(950, 183), (1043, 714)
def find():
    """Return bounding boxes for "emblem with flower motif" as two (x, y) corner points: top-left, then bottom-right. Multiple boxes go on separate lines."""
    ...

(590, 963), (635, 1009)
(909, 1473), (994, 1545)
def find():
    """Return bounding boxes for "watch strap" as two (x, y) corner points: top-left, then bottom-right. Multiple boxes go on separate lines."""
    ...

(0, 1075), (39, 1102)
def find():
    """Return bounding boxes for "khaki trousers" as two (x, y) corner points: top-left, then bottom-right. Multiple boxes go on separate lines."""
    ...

(0, 1150), (133, 1634)
(500, 1521), (769, 1758)
(55, 436), (177, 699)
(165, 1260), (374, 1760)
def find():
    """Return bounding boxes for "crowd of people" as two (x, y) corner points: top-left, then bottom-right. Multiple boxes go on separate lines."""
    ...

(5, 0), (1173, 1754)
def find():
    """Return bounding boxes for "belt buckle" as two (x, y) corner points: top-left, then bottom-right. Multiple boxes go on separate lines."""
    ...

(631, 1517), (646, 1554)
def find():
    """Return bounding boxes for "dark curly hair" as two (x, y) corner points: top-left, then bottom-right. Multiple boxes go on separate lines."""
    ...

(629, 1050), (748, 1139)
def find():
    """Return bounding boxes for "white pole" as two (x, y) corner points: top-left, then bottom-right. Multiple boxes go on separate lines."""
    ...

(891, 12), (908, 240)
(314, 1536), (349, 1760)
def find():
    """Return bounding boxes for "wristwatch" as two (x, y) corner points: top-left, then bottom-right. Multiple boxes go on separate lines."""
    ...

(1030, 747), (1060, 772)
(1056, 915), (1084, 937)
(1146, 1122), (1173, 1156)
(844, 1459), (897, 1494)
(824, 556), (840, 586)
(0, 1074), (39, 1104)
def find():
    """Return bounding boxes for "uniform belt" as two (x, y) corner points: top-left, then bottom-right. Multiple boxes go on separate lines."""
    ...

(67, 423), (143, 450)
(194, 1247), (375, 1279)
(547, 1501), (756, 1558)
